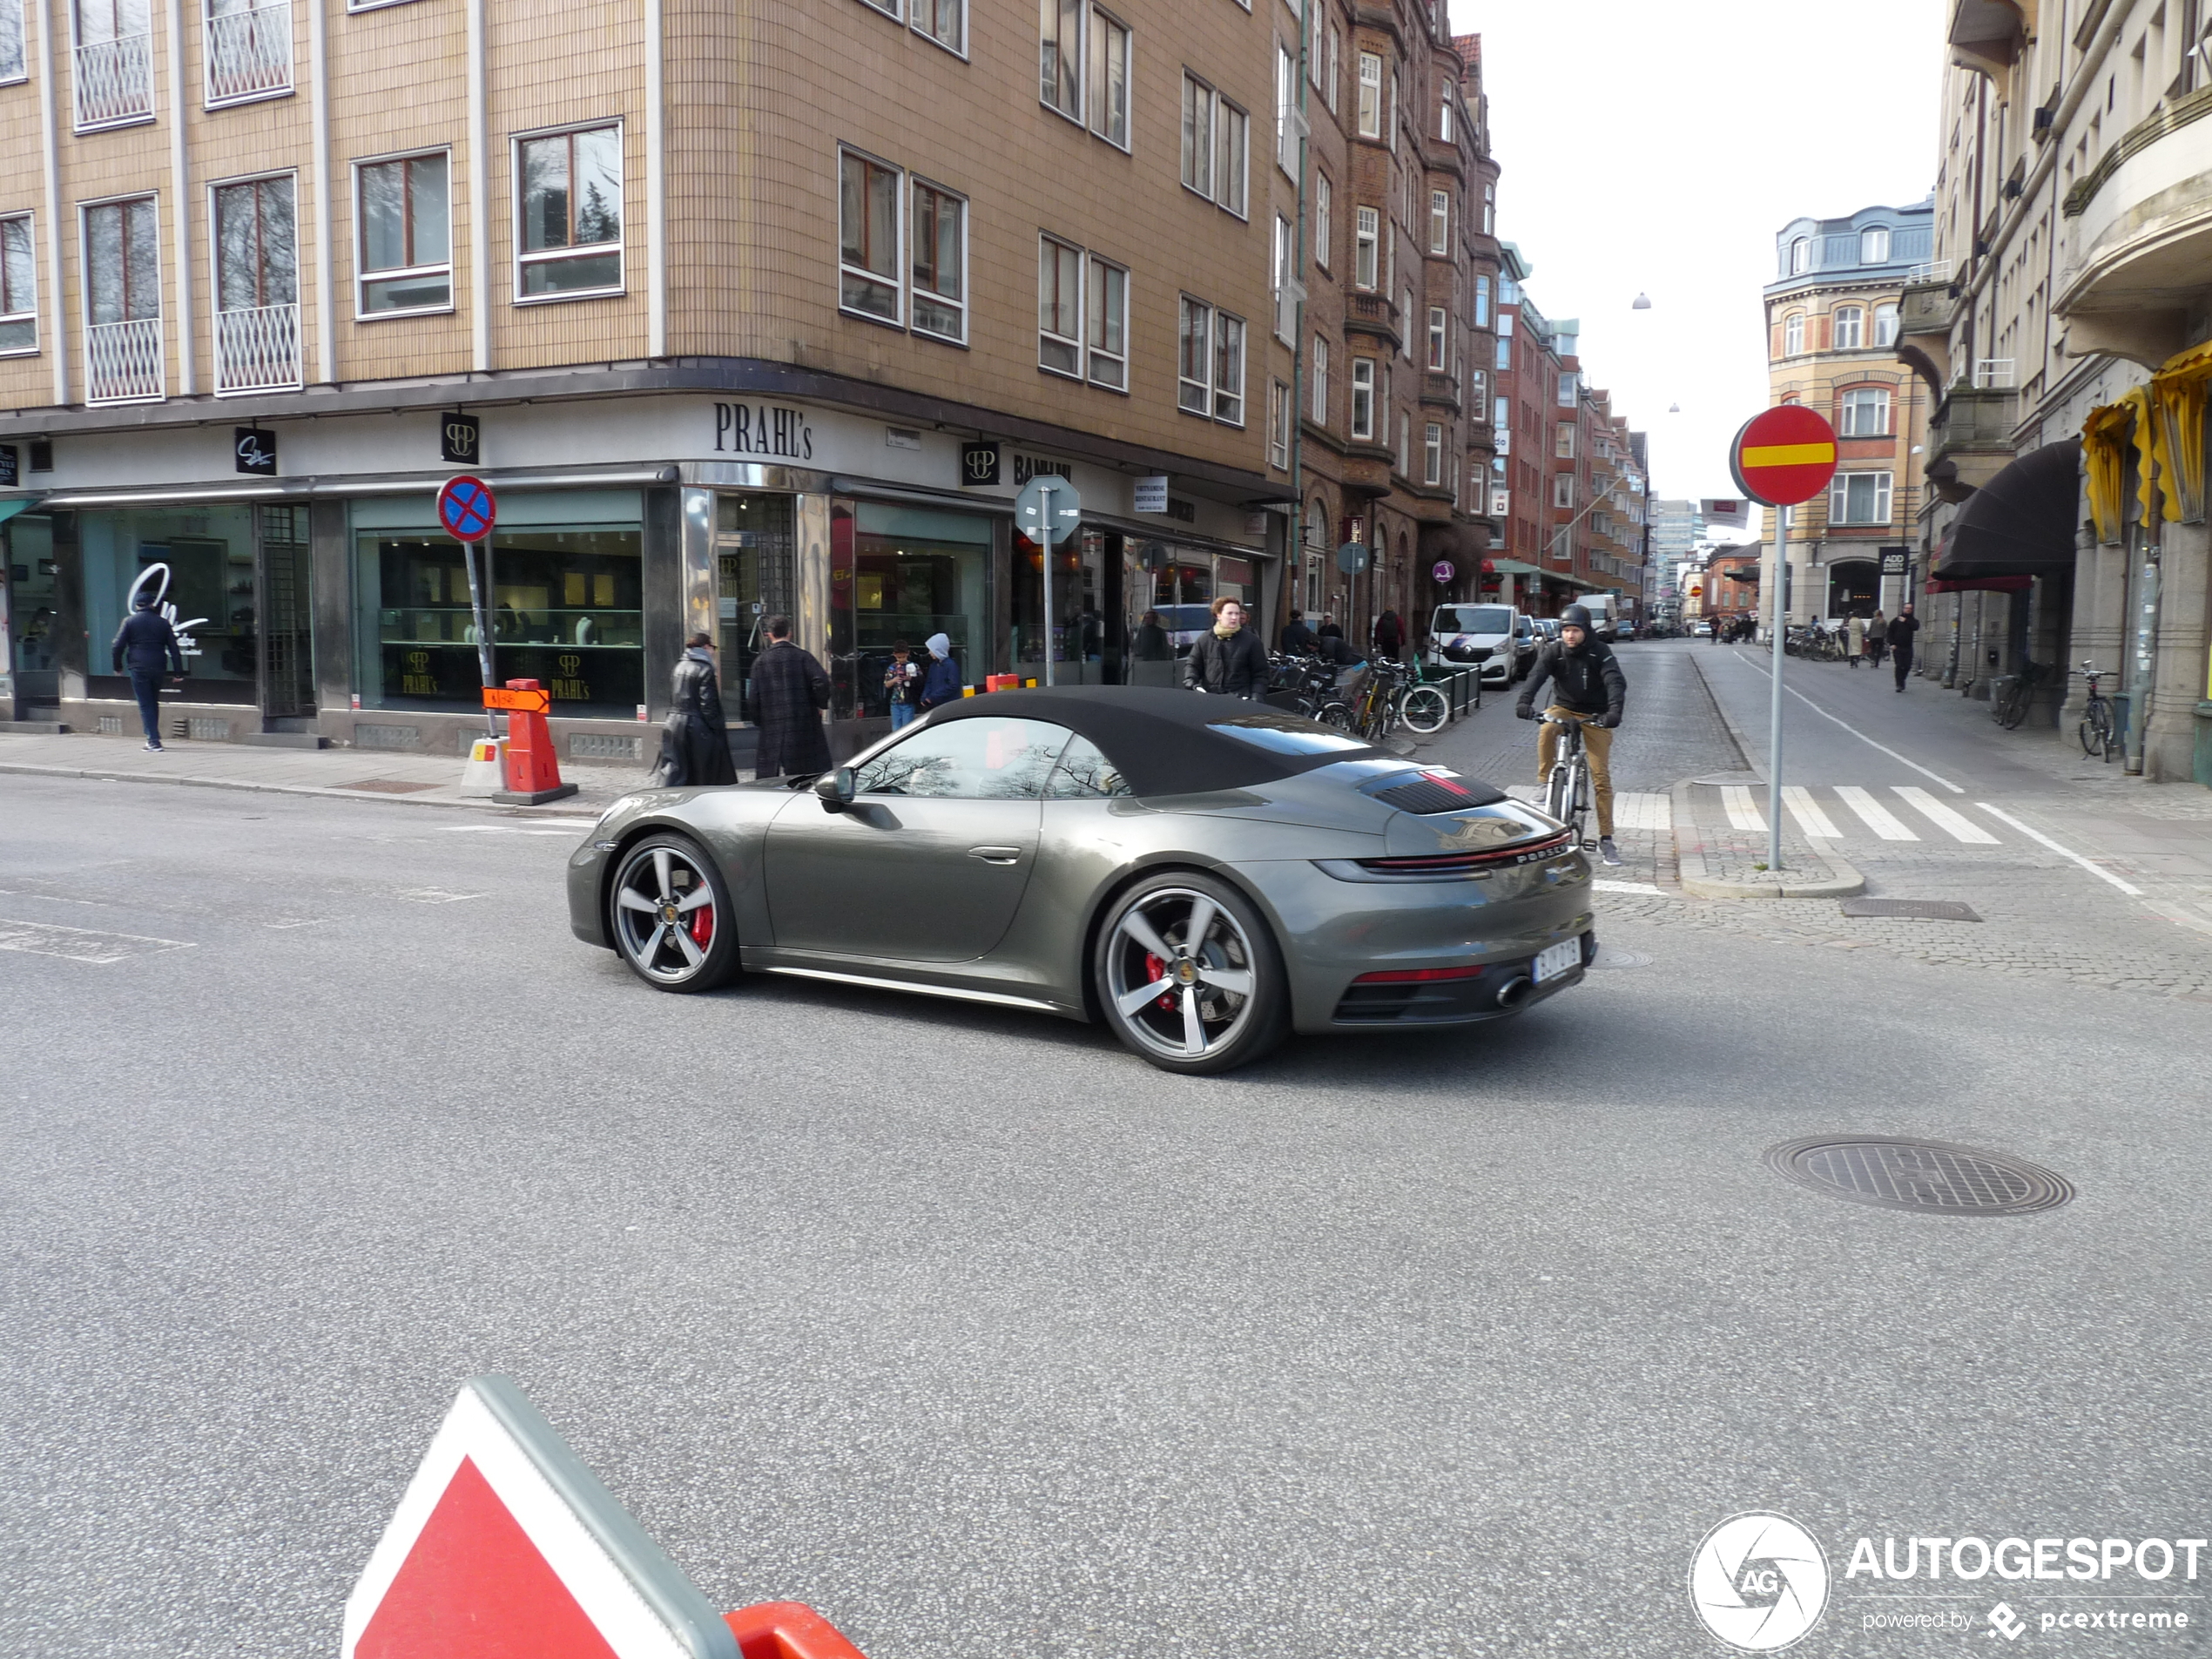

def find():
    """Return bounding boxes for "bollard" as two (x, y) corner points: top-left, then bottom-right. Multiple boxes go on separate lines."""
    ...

(489, 679), (578, 805)
(459, 735), (508, 797)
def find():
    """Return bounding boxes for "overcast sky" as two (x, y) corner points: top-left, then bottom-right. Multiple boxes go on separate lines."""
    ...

(1454, 0), (1947, 527)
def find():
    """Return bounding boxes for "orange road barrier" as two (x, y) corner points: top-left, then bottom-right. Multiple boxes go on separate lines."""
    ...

(984, 673), (1021, 692)
(725, 1602), (871, 1659)
(489, 678), (577, 804)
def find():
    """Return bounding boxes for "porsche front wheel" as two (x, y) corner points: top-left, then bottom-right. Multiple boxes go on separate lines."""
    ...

(608, 833), (739, 992)
(1095, 873), (1288, 1075)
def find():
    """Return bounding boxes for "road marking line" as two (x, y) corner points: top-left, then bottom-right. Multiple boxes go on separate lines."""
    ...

(1894, 786), (2000, 844)
(1974, 802), (2145, 895)
(439, 826), (580, 836)
(1729, 649), (1966, 793)
(1720, 786), (1768, 832)
(0, 918), (196, 963)
(1780, 786), (1841, 838)
(1612, 792), (1673, 831)
(1834, 786), (1919, 840)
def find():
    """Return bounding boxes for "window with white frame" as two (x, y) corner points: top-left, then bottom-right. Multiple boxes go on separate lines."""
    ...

(1783, 312), (1804, 354)
(838, 148), (901, 321)
(1428, 188), (1448, 255)
(1829, 470), (1892, 524)
(1176, 295), (1243, 424)
(1312, 334), (1328, 422)
(1493, 394), (1507, 428)
(516, 124), (622, 298)
(1439, 93), (1452, 142)
(1789, 236), (1810, 274)
(1556, 371), (1575, 408)
(1389, 70), (1399, 149)
(1325, 24), (1339, 113)
(1039, 234), (1082, 375)
(213, 173), (296, 314)
(1467, 367), (1485, 408)
(1181, 73), (1246, 216)
(1554, 421), (1575, 459)
(1426, 305), (1445, 370)
(1423, 421), (1442, 486)
(1275, 42), (1296, 174)
(1873, 302), (1898, 347)
(1474, 273), (1490, 327)
(1353, 206), (1378, 289)
(1, 212), (37, 351)
(911, 179), (966, 343)
(1494, 333), (1509, 370)
(1350, 356), (1375, 438)
(356, 151), (449, 314)
(1, 0), (24, 83)
(1086, 252), (1126, 388)
(1481, 181), (1494, 233)
(1041, 0), (1080, 118)
(1269, 378), (1291, 469)
(1553, 472), (1573, 509)
(1860, 226), (1889, 263)
(84, 195), (159, 326)
(1313, 172), (1331, 269)
(1356, 51), (1381, 137)
(1087, 7), (1130, 146)
(1831, 305), (1863, 349)
(913, 0), (962, 53)
(1838, 386), (1889, 436)
(1271, 213), (1295, 341)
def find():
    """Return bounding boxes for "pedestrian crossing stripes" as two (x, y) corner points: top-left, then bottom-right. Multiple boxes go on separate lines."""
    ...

(1721, 786), (1766, 833)
(1892, 786), (2000, 844)
(1706, 785), (2033, 847)
(1834, 786), (1918, 840)
(1780, 786), (1841, 840)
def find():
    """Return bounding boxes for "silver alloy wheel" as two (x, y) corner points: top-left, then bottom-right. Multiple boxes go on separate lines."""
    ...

(612, 843), (718, 984)
(1103, 886), (1258, 1062)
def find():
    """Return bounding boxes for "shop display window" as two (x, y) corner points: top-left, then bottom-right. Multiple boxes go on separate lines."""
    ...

(79, 503), (259, 686)
(831, 501), (989, 718)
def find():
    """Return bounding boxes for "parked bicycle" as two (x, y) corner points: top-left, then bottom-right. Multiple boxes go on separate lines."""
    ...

(1991, 659), (2050, 730)
(1541, 711), (1597, 848)
(2076, 659), (2116, 761)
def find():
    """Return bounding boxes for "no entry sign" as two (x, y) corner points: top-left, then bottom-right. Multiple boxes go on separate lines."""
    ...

(437, 475), (497, 543)
(1729, 406), (1838, 507)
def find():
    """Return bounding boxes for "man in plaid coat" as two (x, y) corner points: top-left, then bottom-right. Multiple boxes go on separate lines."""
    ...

(749, 615), (832, 779)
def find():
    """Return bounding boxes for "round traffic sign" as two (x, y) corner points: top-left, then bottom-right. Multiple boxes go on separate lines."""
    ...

(1690, 584), (1704, 597)
(1431, 560), (1455, 584)
(437, 475), (497, 543)
(1730, 405), (1837, 507)
(1336, 541), (1369, 576)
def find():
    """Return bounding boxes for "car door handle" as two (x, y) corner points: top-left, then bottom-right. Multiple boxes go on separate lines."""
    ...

(968, 846), (1023, 865)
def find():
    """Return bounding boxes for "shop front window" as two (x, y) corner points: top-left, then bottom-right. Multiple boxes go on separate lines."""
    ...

(79, 502), (259, 687)
(4, 514), (61, 700)
(1011, 521), (1109, 685)
(831, 500), (989, 720)
(716, 492), (795, 726)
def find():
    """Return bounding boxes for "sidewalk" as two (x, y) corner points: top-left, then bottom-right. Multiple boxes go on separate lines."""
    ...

(0, 728), (641, 814)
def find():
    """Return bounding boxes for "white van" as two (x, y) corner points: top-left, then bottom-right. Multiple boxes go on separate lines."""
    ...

(1428, 603), (1522, 685)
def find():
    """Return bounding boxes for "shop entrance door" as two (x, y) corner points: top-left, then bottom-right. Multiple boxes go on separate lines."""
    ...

(716, 496), (796, 726)
(255, 504), (314, 720)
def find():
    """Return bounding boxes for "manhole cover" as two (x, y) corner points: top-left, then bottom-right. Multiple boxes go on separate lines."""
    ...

(1764, 1136), (2072, 1217)
(1586, 948), (1651, 968)
(1839, 898), (1982, 921)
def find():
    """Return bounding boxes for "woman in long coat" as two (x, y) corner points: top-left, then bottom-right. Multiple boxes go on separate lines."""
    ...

(650, 633), (738, 786)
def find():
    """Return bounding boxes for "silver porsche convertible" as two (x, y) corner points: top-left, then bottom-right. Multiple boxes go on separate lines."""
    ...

(567, 686), (1594, 1074)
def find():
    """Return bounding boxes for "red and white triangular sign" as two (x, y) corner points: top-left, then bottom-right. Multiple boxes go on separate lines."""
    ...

(342, 1375), (739, 1659)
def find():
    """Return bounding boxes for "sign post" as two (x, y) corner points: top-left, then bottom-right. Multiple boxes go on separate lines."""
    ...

(1730, 406), (1838, 873)
(437, 475), (500, 735)
(1015, 475), (1082, 685)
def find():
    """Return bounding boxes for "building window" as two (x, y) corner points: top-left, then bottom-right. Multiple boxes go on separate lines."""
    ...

(1213, 309), (1244, 424)
(1041, 0), (1080, 118)
(1356, 51), (1381, 137)
(1783, 312), (1804, 355)
(1494, 333), (1509, 370)
(1312, 334), (1328, 423)
(1428, 188), (1448, 254)
(1873, 302), (1898, 347)
(1426, 305), (1446, 370)
(356, 151), (450, 315)
(1390, 71), (1399, 149)
(1554, 421), (1575, 459)
(1832, 305), (1863, 349)
(0, 212), (36, 352)
(1269, 378), (1291, 469)
(1556, 370), (1575, 408)
(1474, 273), (1490, 327)
(1354, 206), (1379, 289)
(1039, 234), (1082, 375)
(1176, 296), (1243, 424)
(202, 0), (293, 106)
(1481, 181), (1494, 234)
(1313, 172), (1331, 269)
(1423, 421), (1442, 486)
(1271, 212), (1297, 341)
(1493, 394), (1507, 428)
(516, 124), (623, 299)
(1, 0), (24, 83)
(82, 194), (162, 402)
(1324, 24), (1339, 113)
(1401, 284), (1413, 356)
(911, 179), (966, 344)
(1087, 8), (1130, 145)
(1789, 236), (1811, 274)
(1181, 73), (1246, 216)
(212, 172), (300, 393)
(1554, 472), (1573, 509)
(1396, 411), (1409, 475)
(1275, 41), (1296, 174)
(1087, 252), (1126, 388)
(1860, 226), (1890, 263)
(1838, 386), (1889, 436)
(1439, 93), (1452, 143)
(1829, 470), (1892, 524)
(1350, 355), (1375, 438)
(838, 148), (901, 322)
(1467, 367), (1485, 408)
(912, 0), (962, 52)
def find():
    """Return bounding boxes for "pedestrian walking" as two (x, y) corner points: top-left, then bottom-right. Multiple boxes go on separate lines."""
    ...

(1847, 612), (1868, 667)
(649, 633), (738, 787)
(1887, 604), (1920, 691)
(1183, 597), (1269, 698)
(916, 631), (965, 712)
(883, 639), (922, 730)
(1867, 609), (1888, 667)
(1373, 608), (1403, 662)
(1279, 609), (1318, 654)
(749, 615), (833, 778)
(110, 590), (185, 752)
(1317, 613), (1344, 641)
(1132, 610), (1172, 662)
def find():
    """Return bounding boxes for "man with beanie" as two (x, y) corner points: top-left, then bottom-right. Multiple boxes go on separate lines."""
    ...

(111, 590), (186, 752)
(1516, 604), (1629, 865)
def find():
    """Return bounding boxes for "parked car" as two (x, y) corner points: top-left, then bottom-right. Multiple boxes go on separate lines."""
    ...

(1690, 620), (1714, 637)
(1428, 604), (1527, 685)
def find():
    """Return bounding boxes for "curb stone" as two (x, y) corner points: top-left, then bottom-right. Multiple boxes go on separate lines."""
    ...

(0, 760), (610, 818)
(1669, 778), (1866, 899)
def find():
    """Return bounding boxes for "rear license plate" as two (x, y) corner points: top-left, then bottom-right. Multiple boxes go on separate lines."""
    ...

(1532, 939), (1582, 983)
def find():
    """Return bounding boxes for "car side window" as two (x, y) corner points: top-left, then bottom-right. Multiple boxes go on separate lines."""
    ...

(851, 718), (1074, 800)
(1043, 735), (1132, 799)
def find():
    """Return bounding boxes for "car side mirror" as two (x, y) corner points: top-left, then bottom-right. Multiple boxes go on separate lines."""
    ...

(814, 766), (856, 812)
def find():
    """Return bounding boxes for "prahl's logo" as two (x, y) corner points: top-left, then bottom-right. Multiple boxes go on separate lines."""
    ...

(1690, 1513), (1829, 1652)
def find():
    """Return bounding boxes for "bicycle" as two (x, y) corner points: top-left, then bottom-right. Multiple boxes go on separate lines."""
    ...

(2076, 659), (2115, 761)
(1541, 712), (1598, 849)
(1391, 656), (1460, 735)
(1991, 659), (2049, 730)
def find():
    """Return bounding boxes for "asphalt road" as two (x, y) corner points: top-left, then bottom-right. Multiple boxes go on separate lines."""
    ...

(5, 671), (2212, 1658)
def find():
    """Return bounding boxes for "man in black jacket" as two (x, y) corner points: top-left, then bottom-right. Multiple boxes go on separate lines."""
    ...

(111, 591), (185, 752)
(749, 615), (833, 779)
(1516, 604), (1629, 865)
(1279, 610), (1318, 655)
(1184, 597), (1269, 698)
(1886, 603), (1920, 691)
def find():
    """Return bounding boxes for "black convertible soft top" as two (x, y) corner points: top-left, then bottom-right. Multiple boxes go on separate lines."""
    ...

(925, 685), (1399, 798)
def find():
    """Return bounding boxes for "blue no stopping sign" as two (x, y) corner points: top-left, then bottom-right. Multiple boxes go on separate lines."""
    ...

(437, 475), (497, 543)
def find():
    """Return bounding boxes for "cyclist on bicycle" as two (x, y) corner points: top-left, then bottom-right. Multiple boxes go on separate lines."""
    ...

(1515, 604), (1628, 866)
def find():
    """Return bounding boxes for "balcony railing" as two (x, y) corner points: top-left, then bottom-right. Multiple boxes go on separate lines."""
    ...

(85, 316), (165, 403)
(1973, 357), (2016, 388)
(74, 33), (155, 129)
(215, 302), (301, 394)
(205, 3), (293, 105)
(1905, 259), (1953, 284)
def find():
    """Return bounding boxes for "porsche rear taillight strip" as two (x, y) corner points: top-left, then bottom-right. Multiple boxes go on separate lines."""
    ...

(1356, 830), (1575, 874)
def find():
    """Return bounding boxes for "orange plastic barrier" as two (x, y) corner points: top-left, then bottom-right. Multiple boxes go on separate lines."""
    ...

(490, 678), (577, 803)
(725, 1602), (871, 1659)
(984, 673), (1020, 692)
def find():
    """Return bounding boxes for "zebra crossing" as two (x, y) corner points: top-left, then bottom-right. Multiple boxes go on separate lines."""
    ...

(1710, 782), (2018, 846)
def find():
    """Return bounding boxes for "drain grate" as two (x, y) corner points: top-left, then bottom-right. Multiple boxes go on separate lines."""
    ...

(1764, 1136), (2072, 1217)
(1840, 898), (1982, 922)
(1585, 948), (1651, 969)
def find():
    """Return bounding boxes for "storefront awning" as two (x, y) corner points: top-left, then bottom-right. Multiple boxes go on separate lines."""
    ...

(0, 498), (37, 525)
(1485, 557), (1543, 575)
(1931, 439), (2081, 583)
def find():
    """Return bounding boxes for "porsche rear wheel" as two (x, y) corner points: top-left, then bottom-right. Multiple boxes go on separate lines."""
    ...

(608, 833), (739, 992)
(1095, 873), (1288, 1075)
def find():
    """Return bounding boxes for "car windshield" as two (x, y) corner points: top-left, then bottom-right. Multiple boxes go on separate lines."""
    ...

(1434, 605), (1513, 637)
(1208, 715), (1372, 755)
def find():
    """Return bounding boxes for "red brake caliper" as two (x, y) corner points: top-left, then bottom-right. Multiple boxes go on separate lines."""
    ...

(1144, 952), (1175, 1010)
(689, 901), (714, 948)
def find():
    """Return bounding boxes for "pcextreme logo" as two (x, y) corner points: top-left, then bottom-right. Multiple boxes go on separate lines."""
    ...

(1690, 1513), (1831, 1652)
